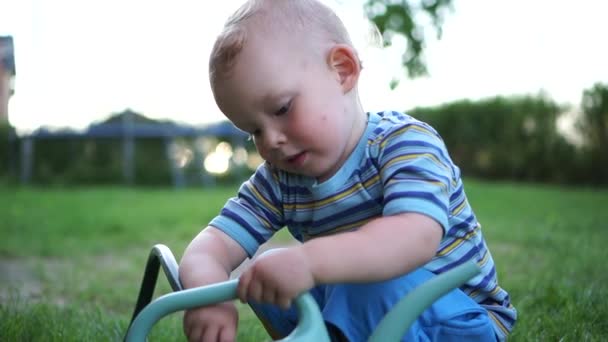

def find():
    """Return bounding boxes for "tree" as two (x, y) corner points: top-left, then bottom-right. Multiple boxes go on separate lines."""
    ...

(579, 83), (608, 150)
(364, 0), (453, 84)
(577, 82), (608, 183)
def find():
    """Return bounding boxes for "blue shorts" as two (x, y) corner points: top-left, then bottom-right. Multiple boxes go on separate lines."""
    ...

(249, 267), (497, 341)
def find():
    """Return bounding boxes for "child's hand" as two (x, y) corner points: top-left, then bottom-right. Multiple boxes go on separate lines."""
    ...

(183, 302), (238, 342)
(237, 247), (315, 309)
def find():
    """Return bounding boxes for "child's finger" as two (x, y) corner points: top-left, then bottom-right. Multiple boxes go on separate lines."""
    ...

(237, 270), (252, 303)
(201, 325), (219, 342)
(247, 276), (263, 303)
(186, 323), (203, 342)
(276, 293), (292, 310)
(183, 312), (201, 341)
(261, 286), (278, 305)
(218, 325), (236, 342)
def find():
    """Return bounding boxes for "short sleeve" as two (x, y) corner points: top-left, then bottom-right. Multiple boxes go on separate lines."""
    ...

(375, 123), (454, 233)
(209, 163), (285, 257)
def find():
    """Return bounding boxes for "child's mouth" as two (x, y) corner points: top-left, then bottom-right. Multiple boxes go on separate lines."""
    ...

(287, 152), (307, 166)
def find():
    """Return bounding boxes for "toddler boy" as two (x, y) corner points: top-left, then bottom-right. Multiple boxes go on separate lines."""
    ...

(180, 0), (516, 341)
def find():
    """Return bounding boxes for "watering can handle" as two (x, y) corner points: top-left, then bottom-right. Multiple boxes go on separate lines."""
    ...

(124, 244), (330, 342)
(368, 260), (481, 341)
(124, 244), (480, 342)
(124, 279), (330, 342)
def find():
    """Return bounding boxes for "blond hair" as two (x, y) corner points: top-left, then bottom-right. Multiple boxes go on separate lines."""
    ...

(209, 0), (354, 85)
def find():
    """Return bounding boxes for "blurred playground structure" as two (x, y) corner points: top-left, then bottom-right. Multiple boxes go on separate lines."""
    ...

(14, 109), (259, 187)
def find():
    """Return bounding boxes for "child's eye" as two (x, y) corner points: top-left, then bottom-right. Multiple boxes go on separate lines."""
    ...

(274, 101), (291, 116)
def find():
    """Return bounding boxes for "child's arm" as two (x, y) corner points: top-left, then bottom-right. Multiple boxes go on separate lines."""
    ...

(237, 212), (442, 308)
(179, 227), (248, 342)
(180, 226), (248, 287)
(304, 212), (442, 282)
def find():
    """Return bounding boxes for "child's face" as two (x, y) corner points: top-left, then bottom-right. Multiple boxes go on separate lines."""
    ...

(213, 31), (362, 182)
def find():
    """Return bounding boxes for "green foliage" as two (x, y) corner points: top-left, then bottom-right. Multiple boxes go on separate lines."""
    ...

(28, 138), (172, 186)
(365, 0), (453, 78)
(132, 138), (173, 185)
(21, 134), (253, 187)
(577, 82), (608, 183)
(0, 122), (17, 179)
(10, 89), (608, 186)
(74, 139), (126, 184)
(1, 183), (607, 340)
(409, 94), (588, 183)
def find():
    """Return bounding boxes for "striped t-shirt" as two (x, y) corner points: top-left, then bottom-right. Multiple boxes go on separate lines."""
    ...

(210, 111), (516, 338)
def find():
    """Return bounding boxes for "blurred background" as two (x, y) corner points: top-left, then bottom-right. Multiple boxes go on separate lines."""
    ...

(1, 0), (606, 187)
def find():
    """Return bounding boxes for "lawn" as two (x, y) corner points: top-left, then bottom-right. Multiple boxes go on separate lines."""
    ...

(1, 180), (607, 341)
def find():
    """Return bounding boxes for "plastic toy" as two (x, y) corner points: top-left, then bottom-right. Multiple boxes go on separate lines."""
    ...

(124, 244), (481, 341)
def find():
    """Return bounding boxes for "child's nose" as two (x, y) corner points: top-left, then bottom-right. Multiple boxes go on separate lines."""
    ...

(262, 128), (287, 150)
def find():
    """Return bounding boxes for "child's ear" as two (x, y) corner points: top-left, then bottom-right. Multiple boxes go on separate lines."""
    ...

(327, 44), (361, 93)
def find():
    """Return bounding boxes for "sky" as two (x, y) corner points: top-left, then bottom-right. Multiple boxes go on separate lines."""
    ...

(1, 0), (607, 133)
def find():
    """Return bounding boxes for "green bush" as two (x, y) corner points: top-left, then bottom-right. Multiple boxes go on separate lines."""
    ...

(12, 87), (607, 186)
(29, 138), (171, 186)
(409, 94), (579, 183)
(577, 83), (608, 184)
(0, 122), (17, 180)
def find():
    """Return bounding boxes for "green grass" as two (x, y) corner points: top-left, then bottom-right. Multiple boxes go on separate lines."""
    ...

(1, 181), (607, 341)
